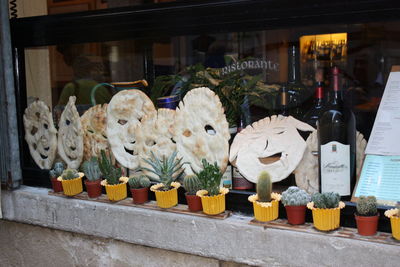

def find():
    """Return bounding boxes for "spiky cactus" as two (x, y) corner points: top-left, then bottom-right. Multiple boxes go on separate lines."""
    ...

(61, 168), (80, 180)
(141, 151), (184, 190)
(82, 157), (102, 181)
(129, 175), (151, 189)
(281, 186), (310, 206)
(256, 171), (272, 202)
(49, 162), (64, 178)
(356, 196), (377, 216)
(183, 175), (202, 195)
(195, 159), (223, 196)
(98, 150), (122, 185)
(311, 192), (340, 209)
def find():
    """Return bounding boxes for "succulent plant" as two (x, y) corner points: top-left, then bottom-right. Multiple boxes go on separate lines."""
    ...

(98, 150), (122, 185)
(141, 151), (185, 190)
(129, 175), (151, 189)
(61, 168), (80, 180)
(256, 171), (272, 202)
(281, 186), (310, 206)
(183, 175), (202, 195)
(356, 196), (377, 216)
(195, 159), (223, 196)
(311, 192), (340, 209)
(82, 157), (102, 181)
(49, 162), (65, 179)
(396, 202), (400, 217)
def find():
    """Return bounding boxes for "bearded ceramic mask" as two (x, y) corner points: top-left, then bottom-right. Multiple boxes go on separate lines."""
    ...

(135, 108), (176, 181)
(23, 100), (57, 169)
(58, 96), (84, 169)
(107, 89), (155, 169)
(174, 87), (230, 175)
(229, 115), (315, 183)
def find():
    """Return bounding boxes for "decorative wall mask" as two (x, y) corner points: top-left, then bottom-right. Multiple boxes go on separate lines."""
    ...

(229, 115), (315, 183)
(174, 87), (230, 175)
(295, 130), (367, 194)
(23, 100), (57, 169)
(57, 96), (84, 169)
(107, 89), (156, 169)
(135, 108), (176, 180)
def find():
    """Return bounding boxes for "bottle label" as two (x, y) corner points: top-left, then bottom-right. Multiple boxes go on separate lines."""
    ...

(220, 165), (232, 189)
(320, 141), (350, 196)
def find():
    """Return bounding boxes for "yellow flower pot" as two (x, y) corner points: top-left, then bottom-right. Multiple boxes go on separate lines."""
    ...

(384, 208), (400, 240)
(104, 182), (127, 202)
(151, 182), (181, 208)
(60, 175), (83, 196)
(197, 188), (229, 215)
(248, 193), (281, 222)
(307, 202), (345, 231)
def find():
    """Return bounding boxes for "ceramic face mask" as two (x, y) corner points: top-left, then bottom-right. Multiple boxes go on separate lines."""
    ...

(57, 96), (84, 169)
(174, 87), (230, 175)
(107, 89), (155, 170)
(23, 100), (57, 169)
(229, 115), (315, 183)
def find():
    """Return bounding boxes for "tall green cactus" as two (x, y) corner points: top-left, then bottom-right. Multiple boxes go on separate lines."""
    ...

(195, 159), (223, 196)
(256, 171), (272, 202)
(311, 192), (340, 209)
(61, 168), (80, 180)
(183, 175), (202, 195)
(98, 150), (122, 185)
(356, 196), (377, 216)
(82, 157), (102, 181)
(129, 175), (151, 189)
(49, 162), (64, 178)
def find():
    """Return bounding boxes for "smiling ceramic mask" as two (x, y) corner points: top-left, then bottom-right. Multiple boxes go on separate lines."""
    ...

(107, 89), (155, 169)
(174, 87), (230, 175)
(57, 96), (84, 169)
(23, 100), (57, 169)
(229, 115), (315, 183)
(135, 108), (176, 181)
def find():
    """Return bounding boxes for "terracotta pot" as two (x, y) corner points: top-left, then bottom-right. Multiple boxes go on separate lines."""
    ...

(50, 177), (63, 192)
(130, 187), (149, 204)
(285, 205), (306, 225)
(185, 193), (202, 212)
(85, 179), (102, 198)
(355, 213), (379, 236)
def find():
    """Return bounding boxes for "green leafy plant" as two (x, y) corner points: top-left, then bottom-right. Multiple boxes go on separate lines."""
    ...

(256, 171), (272, 202)
(195, 159), (223, 197)
(183, 175), (202, 195)
(61, 168), (80, 180)
(281, 186), (310, 206)
(356, 196), (377, 216)
(128, 175), (151, 189)
(49, 162), (64, 178)
(82, 157), (102, 181)
(98, 150), (122, 185)
(141, 151), (185, 190)
(311, 192), (340, 209)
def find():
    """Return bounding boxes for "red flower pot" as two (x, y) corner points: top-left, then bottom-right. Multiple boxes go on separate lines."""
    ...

(185, 193), (203, 212)
(355, 214), (379, 236)
(285, 205), (306, 225)
(131, 187), (149, 204)
(85, 180), (102, 198)
(50, 177), (63, 192)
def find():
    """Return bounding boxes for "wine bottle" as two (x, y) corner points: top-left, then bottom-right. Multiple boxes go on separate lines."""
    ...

(303, 69), (325, 128)
(317, 66), (356, 200)
(279, 85), (289, 116)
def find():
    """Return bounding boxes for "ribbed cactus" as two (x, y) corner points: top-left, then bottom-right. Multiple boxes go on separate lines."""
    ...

(129, 175), (151, 189)
(183, 175), (202, 195)
(281, 186), (310, 206)
(82, 157), (102, 181)
(195, 159), (223, 196)
(356, 196), (377, 216)
(311, 192), (340, 209)
(98, 150), (122, 185)
(256, 171), (272, 202)
(49, 162), (64, 178)
(61, 168), (80, 180)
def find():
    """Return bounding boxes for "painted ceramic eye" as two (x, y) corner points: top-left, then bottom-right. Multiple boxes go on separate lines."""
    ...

(118, 119), (127, 125)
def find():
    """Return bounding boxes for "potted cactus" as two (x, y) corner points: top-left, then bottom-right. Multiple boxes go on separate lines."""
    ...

(82, 157), (103, 198)
(128, 175), (151, 204)
(355, 196), (379, 236)
(248, 171), (281, 222)
(183, 174), (203, 212)
(98, 150), (128, 202)
(49, 162), (64, 192)
(281, 186), (310, 225)
(384, 202), (400, 240)
(307, 192), (345, 231)
(57, 168), (84, 196)
(144, 151), (184, 208)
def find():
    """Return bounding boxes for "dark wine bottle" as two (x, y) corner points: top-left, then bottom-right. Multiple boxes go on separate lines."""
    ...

(317, 66), (356, 200)
(279, 85), (289, 116)
(303, 69), (325, 128)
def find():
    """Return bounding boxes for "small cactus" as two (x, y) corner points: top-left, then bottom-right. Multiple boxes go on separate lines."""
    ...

(61, 168), (80, 180)
(82, 157), (102, 181)
(311, 192), (340, 209)
(256, 171), (272, 202)
(129, 175), (151, 189)
(396, 202), (400, 217)
(98, 150), (122, 185)
(281, 186), (310, 206)
(49, 162), (64, 178)
(195, 159), (223, 196)
(183, 175), (202, 195)
(356, 196), (377, 216)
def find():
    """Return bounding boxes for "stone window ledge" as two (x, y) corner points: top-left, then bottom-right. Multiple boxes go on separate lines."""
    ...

(1, 186), (398, 266)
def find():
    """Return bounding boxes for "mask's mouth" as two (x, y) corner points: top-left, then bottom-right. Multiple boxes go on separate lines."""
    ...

(40, 153), (48, 159)
(124, 146), (136, 156)
(258, 152), (282, 165)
